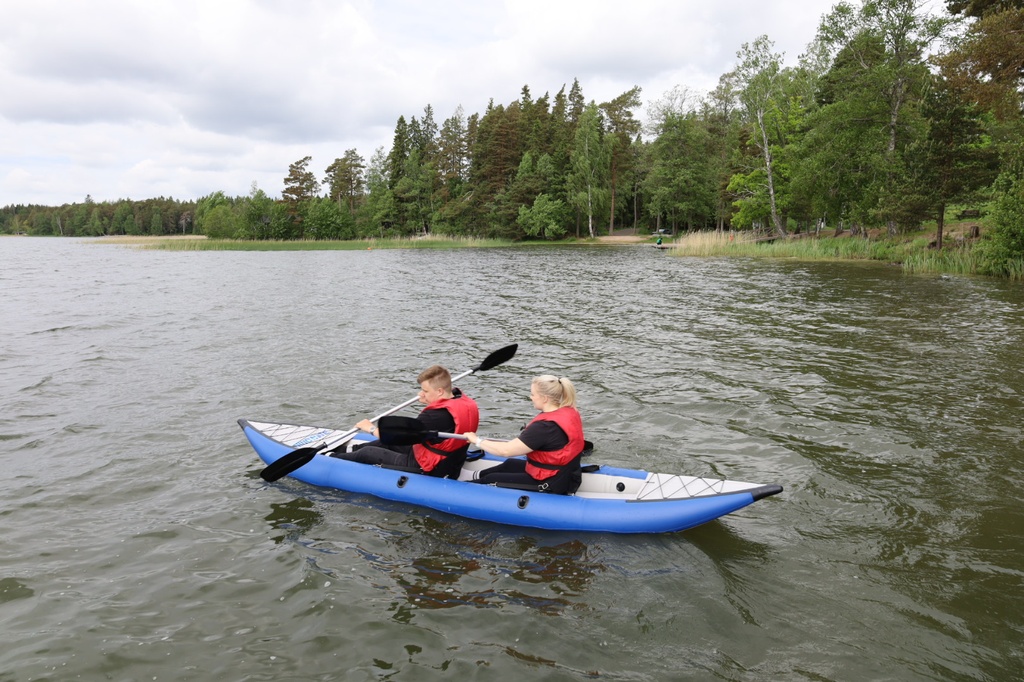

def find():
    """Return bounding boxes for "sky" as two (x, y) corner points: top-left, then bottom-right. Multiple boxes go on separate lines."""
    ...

(1, 0), (846, 207)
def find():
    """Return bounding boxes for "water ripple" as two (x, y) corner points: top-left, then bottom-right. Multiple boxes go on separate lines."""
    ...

(1, 239), (1022, 680)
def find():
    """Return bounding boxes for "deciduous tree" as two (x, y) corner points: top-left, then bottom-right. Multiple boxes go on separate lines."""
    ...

(360, 147), (396, 237)
(644, 112), (717, 231)
(734, 36), (787, 235)
(566, 102), (610, 238)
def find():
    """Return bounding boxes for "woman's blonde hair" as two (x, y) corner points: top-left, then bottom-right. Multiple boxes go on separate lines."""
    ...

(532, 375), (577, 408)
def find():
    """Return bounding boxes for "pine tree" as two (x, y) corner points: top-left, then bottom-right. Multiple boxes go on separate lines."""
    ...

(282, 156), (320, 236)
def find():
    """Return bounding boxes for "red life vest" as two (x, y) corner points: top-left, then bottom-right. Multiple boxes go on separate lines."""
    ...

(412, 393), (480, 472)
(524, 407), (585, 480)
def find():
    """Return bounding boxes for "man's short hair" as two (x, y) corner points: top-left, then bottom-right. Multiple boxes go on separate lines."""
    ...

(417, 365), (452, 390)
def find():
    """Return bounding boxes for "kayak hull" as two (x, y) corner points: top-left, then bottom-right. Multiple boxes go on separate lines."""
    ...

(240, 419), (782, 534)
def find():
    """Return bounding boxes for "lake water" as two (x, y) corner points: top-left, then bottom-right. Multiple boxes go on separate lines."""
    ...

(1, 237), (1022, 681)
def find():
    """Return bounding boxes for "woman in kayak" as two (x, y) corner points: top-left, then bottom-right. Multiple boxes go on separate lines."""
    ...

(463, 375), (585, 494)
(336, 365), (479, 478)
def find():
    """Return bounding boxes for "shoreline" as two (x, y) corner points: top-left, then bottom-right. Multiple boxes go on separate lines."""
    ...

(12, 228), (1014, 279)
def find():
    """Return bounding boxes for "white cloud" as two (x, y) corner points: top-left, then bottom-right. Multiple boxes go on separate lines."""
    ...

(1, 0), (844, 206)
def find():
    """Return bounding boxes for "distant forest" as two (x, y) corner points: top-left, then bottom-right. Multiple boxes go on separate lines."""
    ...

(3, 1), (1023, 269)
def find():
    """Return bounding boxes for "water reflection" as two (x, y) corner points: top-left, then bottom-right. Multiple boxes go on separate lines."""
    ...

(0, 577), (35, 603)
(685, 520), (774, 566)
(259, 484), (609, 620)
(373, 517), (605, 620)
(262, 496), (323, 544)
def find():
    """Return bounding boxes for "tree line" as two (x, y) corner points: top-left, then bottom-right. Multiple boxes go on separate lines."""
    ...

(3, 0), (1023, 273)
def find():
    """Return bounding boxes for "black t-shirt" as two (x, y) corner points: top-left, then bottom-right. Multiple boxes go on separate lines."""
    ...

(415, 390), (462, 443)
(417, 407), (455, 434)
(518, 420), (569, 452)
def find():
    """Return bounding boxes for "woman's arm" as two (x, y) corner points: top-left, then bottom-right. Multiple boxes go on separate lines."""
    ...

(462, 432), (532, 458)
(464, 421), (566, 459)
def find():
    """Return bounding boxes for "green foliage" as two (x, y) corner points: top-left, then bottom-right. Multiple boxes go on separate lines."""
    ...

(566, 102), (611, 238)
(240, 185), (294, 239)
(3, 197), (197, 237)
(946, 0), (1024, 18)
(282, 156), (320, 234)
(645, 112), (718, 230)
(436, 105), (469, 201)
(202, 204), (242, 239)
(727, 169), (772, 228)
(304, 196), (355, 240)
(808, 0), (951, 235)
(112, 201), (138, 235)
(195, 191), (231, 236)
(393, 149), (436, 234)
(357, 147), (397, 237)
(905, 71), (1000, 245)
(470, 101), (525, 219)
(387, 116), (412, 188)
(323, 150), (366, 213)
(978, 171), (1024, 274)
(733, 35), (790, 235)
(599, 86), (643, 232)
(517, 193), (568, 239)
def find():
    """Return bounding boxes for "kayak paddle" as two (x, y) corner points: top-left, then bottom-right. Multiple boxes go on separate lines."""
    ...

(377, 414), (593, 455)
(378, 415), (471, 446)
(259, 344), (518, 482)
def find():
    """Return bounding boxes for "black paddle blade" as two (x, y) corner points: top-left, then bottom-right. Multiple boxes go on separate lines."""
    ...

(378, 415), (434, 446)
(474, 343), (517, 372)
(259, 446), (318, 482)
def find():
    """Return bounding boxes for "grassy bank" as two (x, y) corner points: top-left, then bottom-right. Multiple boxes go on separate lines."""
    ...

(102, 235), (515, 250)
(664, 229), (992, 277)
(94, 230), (1021, 279)
(99, 233), (647, 250)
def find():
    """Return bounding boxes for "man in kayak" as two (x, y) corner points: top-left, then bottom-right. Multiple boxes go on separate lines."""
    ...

(334, 365), (479, 478)
(462, 375), (584, 494)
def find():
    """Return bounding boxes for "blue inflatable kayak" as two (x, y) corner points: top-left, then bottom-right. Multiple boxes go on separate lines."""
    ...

(239, 419), (782, 534)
